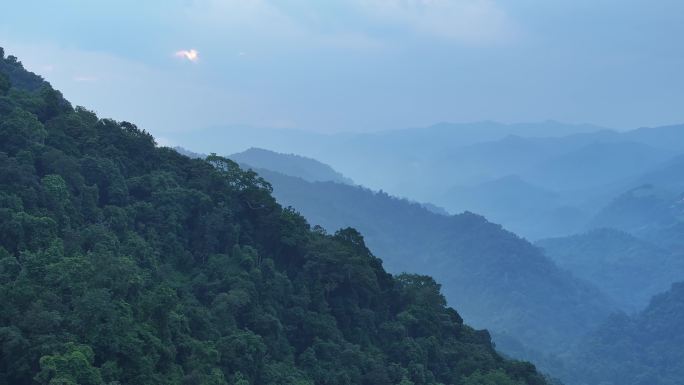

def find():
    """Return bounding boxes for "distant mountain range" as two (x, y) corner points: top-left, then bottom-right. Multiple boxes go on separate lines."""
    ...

(207, 146), (684, 385)
(589, 184), (684, 251)
(219, 150), (616, 359)
(230, 147), (354, 185)
(173, 92), (684, 385)
(538, 228), (684, 312)
(440, 176), (580, 240)
(175, 121), (684, 240)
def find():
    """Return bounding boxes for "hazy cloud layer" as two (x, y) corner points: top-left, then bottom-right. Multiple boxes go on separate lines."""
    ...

(355, 0), (516, 43)
(1, 0), (683, 139)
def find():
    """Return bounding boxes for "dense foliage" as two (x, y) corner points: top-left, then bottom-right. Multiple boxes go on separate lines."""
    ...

(0, 50), (549, 385)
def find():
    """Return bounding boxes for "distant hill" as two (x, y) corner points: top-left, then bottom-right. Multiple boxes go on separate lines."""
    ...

(563, 282), (684, 385)
(230, 147), (353, 185)
(170, 121), (612, 201)
(176, 122), (684, 241)
(629, 154), (684, 195)
(526, 141), (673, 191)
(537, 228), (684, 312)
(171, 119), (682, 242)
(172, 145), (204, 159)
(589, 185), (684, 251)
(433, 136), (680, 239)
(251, 168), (616, 358)
(172, 121), (610, 160)
(439, 175), (585, 239)
(624, 124), (684, 152)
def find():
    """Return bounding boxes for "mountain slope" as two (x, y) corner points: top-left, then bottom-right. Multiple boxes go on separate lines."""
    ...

(248, 168), (615, 357)
(173, 121), (609, 160)
(230, 148), (353, 184)
(589, 184), (684, 251)
(537, 228), (684, 312)
(563, 282), (684, 385)
(632, 154), (684, 194)
(439, 175), (585, 239)
(624, 124), (684, 152)
(526, 141), (673, 191)
(0, 49), (550, 385)
(184, 123), (684, 241)
(0, 48), (48, 92)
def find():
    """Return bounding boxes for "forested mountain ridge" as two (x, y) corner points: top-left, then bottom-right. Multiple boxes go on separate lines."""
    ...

(0, 49), (550, 384)
(589, 184), (684, 251)
(241, 167), (616, 358)
(230, 148), (354, 185)
(178, 120), (684, 241)
(562, 282), (684, 385)
(537, 228), (684, 312)
(0, 48), (48, 92)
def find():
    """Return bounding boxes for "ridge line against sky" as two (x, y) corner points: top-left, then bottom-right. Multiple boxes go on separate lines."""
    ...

(1, 0), (683, 138)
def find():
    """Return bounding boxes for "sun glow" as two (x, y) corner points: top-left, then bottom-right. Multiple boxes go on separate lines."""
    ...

(174, 49), (199, 62)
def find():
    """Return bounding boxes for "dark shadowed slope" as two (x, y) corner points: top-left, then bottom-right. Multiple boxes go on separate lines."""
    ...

(248, 168), (616, 357)
(0, 49), (550, 385)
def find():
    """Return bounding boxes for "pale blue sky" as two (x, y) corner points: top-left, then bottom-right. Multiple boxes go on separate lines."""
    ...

(1, 0), (683, 141)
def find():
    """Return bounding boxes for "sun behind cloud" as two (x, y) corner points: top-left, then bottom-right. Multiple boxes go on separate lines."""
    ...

(174, 49), (199, 62)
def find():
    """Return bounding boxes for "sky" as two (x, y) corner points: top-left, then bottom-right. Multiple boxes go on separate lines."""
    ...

(1, 0), (683, 140)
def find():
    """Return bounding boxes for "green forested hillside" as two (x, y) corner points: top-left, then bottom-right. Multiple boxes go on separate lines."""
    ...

(0, 50), (549, 384)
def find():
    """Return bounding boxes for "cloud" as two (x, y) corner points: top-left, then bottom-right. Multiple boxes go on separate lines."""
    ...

(175, 49), (199, 62)
(179, 0), (516, 49)
(180, 0), (384, 52)
(73, 75), (98, 82)
(354, 0), (517, 43)
(183, 0), (300, 38)
(154, 136), (175, 147)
